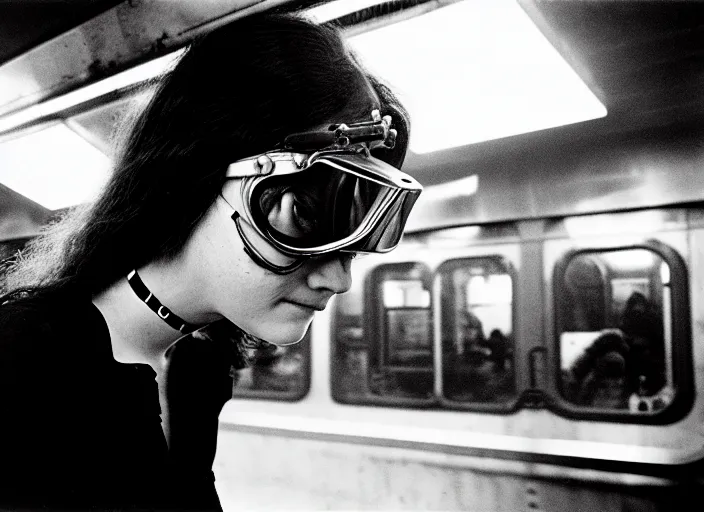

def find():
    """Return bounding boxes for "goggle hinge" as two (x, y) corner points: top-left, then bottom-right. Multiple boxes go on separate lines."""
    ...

(292, 153), (307, 168)
(254, 155), (274, 175)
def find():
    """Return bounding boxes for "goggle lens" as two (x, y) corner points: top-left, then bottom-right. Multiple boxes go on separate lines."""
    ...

(351, 190), (418, 253)
(249, 162), (413, 253)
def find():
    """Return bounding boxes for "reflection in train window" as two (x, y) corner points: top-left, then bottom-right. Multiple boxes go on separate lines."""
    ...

(438, 258), (517, 405)
(232, 332), (310, 401)
(557, 248), (675, 414)
(332, 262), (434, 405)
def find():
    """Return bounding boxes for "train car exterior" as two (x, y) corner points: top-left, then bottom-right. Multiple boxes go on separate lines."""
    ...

(212, 118), (704, 510)
(213, 204), (704, 511)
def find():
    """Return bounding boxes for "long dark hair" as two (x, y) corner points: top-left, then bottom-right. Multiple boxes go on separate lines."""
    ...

(2, 12), (409, 301)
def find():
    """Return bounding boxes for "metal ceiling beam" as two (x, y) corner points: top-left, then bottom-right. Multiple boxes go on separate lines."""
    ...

(0, 0), (449, 137)
(0, 0), (296, 125)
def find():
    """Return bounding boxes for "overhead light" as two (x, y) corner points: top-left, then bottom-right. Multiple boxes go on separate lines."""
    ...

(425, 225), (482, 245)
(563, 210), (668, 237)
(306, 0), (388, 22)
(601, 249), (657, 272)
(348, 0), (607, 153)
(0, 123), (110, 209)
(420, 175), (478, 201)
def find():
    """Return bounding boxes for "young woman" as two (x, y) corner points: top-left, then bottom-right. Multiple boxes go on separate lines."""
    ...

(0, 12), (420, 511)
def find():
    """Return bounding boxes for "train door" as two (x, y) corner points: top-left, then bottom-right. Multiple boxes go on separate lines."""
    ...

(437, 256), (516, 406)
(333, 261), (434, 404)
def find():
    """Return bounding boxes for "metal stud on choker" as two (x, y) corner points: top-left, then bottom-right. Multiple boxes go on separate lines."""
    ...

(126, 270), (196, 334)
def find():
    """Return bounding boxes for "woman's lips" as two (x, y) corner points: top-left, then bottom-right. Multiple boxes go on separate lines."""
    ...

(285, 299), (327, 311)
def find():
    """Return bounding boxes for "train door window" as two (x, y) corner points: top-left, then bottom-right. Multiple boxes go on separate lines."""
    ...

(232, 330), (311, 401)
(332, 262), (434, 405)
(437, 257), (517, 408)
(331, 282), (369, 402)
(555, 242), (691, 421)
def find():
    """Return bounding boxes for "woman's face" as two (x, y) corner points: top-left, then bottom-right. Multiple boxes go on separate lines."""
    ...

(186, 175), (354, 346)
(190, 80), (381, 345)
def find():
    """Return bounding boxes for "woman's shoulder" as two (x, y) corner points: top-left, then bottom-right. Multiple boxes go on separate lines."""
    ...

(0, 288), (99, 364)
(0, 291), (57, 334)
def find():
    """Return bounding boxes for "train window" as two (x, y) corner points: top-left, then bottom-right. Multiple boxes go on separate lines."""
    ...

(437, 257), (517, 407)
(555, 243), (692, 420)
(330, 282), (368, 401)
(232, 331), (311, 401)
(332, 262), (435, 406)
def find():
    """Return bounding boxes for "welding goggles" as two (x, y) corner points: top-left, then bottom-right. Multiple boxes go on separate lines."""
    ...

(222, 110), (422, 274)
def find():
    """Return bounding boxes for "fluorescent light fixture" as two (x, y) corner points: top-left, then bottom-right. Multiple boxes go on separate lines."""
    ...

(420, 175), (478, 201)
(383, 279), (430, 308)
(0, 49), (185, 134)
(601, 250), (657, 272)
(306, 0), (387, 23)
(467, 274), (512, 305)
(427, 225), (482, 242)
(0, 123), (110, 209)
(563, 211), (666, 237)
(348, 0), (607, 153)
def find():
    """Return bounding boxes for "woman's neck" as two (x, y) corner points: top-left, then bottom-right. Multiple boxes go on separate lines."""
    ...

(91, 259), (220, 366)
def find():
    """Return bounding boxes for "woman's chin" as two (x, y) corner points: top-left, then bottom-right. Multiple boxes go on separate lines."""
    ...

(251, 321), (311, 347)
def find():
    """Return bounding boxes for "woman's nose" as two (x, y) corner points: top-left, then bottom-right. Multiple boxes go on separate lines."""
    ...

(307, 253), (353, 294)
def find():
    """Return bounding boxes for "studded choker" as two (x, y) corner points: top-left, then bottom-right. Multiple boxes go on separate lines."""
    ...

(126, 270), (196, 334)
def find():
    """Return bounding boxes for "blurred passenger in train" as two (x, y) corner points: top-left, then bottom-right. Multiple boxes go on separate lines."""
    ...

(0, 12), (418, 511)
(460, 308), (488, 360)
(564, 329), (631, 408)
(485, 328), (511, 372)
(444, 311), (514, 402)
(619, 291), (666, 397)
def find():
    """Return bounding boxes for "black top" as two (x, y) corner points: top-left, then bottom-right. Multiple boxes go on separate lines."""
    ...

(0, 289), (234, 511)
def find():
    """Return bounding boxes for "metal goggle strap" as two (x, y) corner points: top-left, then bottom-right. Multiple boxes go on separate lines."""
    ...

(223, 110), (422, 274)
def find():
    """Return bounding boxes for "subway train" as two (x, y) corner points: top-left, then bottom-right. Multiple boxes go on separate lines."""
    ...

(1, 0), (704, 510)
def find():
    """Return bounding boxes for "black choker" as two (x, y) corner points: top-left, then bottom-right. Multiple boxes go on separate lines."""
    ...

(127, 270), (196, 334)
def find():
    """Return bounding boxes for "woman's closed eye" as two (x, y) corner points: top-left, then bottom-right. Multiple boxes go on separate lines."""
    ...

(267, 190), (319, 238)
(292, 194), (319, 234)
